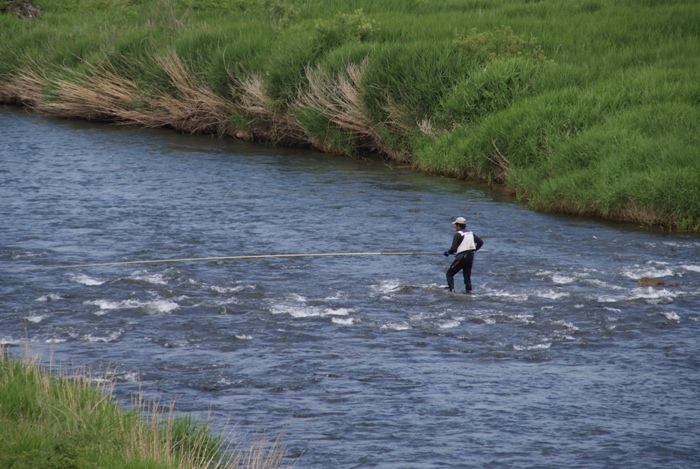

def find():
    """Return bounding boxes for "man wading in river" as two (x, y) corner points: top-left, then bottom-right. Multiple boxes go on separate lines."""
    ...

(444, 217), (484, 293)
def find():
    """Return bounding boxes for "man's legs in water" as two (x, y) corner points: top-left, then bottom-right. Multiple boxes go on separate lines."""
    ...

(446, 258), (464, 292)
(462, 252), (475, 293)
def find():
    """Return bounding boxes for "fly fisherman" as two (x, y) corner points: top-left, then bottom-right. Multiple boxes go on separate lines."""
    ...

(444, 217), (484, 293)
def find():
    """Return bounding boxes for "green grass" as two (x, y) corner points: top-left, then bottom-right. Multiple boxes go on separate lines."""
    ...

(1, 0), (699, 230)
(0, 348), (288, 469)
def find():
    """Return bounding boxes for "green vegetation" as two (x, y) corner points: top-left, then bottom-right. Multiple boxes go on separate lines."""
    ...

(1, 0), (699, 230)
(0, 348), (288, 468)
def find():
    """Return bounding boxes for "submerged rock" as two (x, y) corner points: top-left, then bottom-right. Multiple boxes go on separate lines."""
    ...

(638, 277), (666, 287)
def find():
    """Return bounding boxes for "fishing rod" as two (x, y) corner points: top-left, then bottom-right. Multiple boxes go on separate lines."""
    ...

(27, 251), (440, 270)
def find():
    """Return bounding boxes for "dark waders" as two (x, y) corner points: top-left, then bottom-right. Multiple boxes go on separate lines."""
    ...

(446, 251), (475, 293)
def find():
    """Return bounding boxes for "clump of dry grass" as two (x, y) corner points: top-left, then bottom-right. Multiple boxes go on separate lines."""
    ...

(291, 60), (410, 161)
(144, 53), (233, 134)
(487, 140), (511, 183)
(293, 62), (373, 150)
(38, 67), (139, 122)
(0, 67), (46, 106)
(232, 73), (307, 145)
(1, 53), (235, 135)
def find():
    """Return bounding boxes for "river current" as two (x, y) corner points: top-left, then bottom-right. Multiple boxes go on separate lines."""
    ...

(2, 106), (700, 468)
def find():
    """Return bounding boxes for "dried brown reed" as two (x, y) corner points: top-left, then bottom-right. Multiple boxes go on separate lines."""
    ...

(1, 53), (238, 136)
(232, 73), (307, 145)
(293, 61), (373, 152)
(487, 140), (511, 183)
(292, 60), (410, 161)
(144, 53), (233, 134)
(617, 202), (671, 227)
(36, 67), (139, 122)
(0, 68), (46, 106)
(239, 434), (289, 469)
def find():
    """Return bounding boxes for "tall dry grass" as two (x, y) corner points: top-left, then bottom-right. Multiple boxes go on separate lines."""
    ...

(293, 61), (378, 153)
(35, 66), (138, 121)
(145, 53), (233, 134)
(2, 53), (234, 134)
(232, 73), (307, 145)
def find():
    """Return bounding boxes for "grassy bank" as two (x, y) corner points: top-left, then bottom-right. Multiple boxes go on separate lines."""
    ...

(1, 0), (699, 231)
(0, 348), (287, 469)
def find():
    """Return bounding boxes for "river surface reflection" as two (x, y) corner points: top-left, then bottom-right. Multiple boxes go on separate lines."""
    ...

(2, 106), (700, 468)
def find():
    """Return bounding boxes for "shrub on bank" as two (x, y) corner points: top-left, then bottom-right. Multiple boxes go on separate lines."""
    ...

(0, 0), (698, 231)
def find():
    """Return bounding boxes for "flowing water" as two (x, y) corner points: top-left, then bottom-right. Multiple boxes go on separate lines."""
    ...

(2, 106), (700, 468)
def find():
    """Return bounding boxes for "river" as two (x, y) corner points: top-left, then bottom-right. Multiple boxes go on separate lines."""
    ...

(2, 106), (699, 468)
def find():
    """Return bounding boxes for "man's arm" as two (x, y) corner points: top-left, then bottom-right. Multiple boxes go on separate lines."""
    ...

(474, 235), (484, 251)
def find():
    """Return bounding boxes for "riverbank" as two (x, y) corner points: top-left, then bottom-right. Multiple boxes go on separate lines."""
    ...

(1, 0), (698, 231)
(0, 347), (287, 468)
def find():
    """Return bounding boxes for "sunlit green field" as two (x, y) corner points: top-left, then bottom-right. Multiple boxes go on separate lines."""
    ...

(1, 0), (699, 230)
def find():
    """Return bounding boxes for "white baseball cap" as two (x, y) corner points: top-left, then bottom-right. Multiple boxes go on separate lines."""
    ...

(451, 217), (467, 225)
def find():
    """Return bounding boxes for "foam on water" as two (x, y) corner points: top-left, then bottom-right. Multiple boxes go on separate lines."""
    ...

(199, 297), (241, 307)
(118, 371), (140, 383)
(85, 298), (179, 314)
(681, 265), (700, 273)
(381, 322), (411, 331)
(324, 291), (348, 300)
(552, 274), (577, 284)
(513, 342), (552, 351)
(235, 334), (253, 340)
(535, 289), (570, 300)
(596, 285), (679, 304)
(510, 313), (536, 324)
(142, 300), (180, 314)
(210, 285), (247, 294)
(662, 311), (681, 321)
(25, 315), (46, 323)
(271, 303), (353, 319)
(482, 289), (529, 302)
(623, 264), (675, 280)
(7, 249), (45, 260)
(0, 337), (22, 345)
(332, 317), (355, 325)
(438, 319), (461, 329)
(69, 329), (125, 343)
(372, 279), (403, 295)
(584, 278), (626, 291)
(69, 273), (105, 286)
(37, 293), (64, 302)
(130, 271), (169, 285)
(474, 312), (535, 325)
(634, 287), (679, 301)
(85, 299), (124, 310)
(552, 320), (579, 331)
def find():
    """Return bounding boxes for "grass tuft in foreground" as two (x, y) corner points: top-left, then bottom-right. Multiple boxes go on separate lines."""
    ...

(0, 347), (289, 469)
